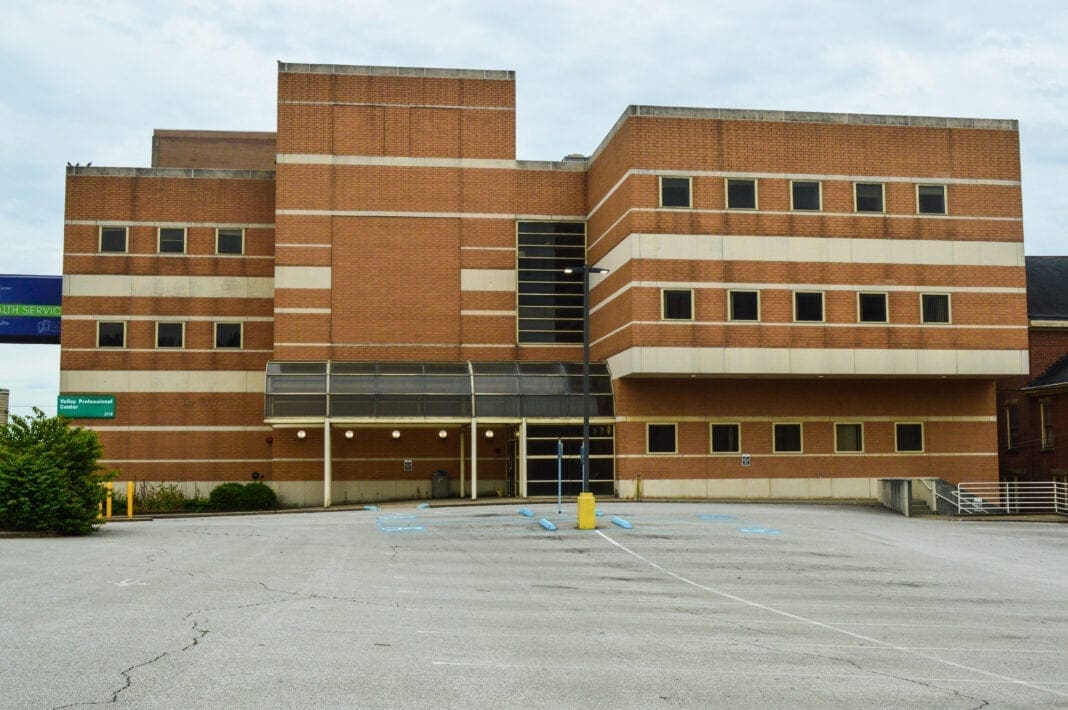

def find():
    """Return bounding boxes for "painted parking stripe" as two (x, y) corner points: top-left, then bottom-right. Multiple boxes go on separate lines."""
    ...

(739, 527), (782, 535)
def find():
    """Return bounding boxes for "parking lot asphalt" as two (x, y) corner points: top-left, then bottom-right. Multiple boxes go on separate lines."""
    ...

(2, 502), (1067, 709)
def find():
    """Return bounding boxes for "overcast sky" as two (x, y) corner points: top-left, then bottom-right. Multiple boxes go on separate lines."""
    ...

(2, 0), (1066, 416)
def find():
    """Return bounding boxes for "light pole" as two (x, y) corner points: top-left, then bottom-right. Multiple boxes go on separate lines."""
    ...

(564, 263), (609, 529)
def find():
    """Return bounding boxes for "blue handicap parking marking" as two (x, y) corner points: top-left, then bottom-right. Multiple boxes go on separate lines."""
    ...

(698, 514), (735, 522)
(739, 526), (782, 535)
(377, 514), (425, 533)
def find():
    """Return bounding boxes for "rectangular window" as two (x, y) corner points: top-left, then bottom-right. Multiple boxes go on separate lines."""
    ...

(726, 179), (757, 209)
(516, 221), (586, 344)
(895, 422), (924, 452)
(158, 227), (186, 254)
(662, 289), (693, 320)
(858, 292), (888, 323)
(97, 321), (126, 348)
(1005, 405), (1019, 450)
(647, 423), (677, 454)
(854, 183), (885, 212)
(99, 226), (128, 253)
(660, 177), (691, 208)
(729, 290), (759, 321)
(790, 181), (821, 211)
(773, 423), (803, 453)
(1040, 401), (1053, 449)
(711, 423), (740, 453)
(835, 423), (864, 453)
(794, 292), (824, 322)
(156, 322), (184, 349)
(214, 322), (243, 349)
(917, 184), (946, 214)
(921, 293), (951, 323)
(216, 228), (244, 255)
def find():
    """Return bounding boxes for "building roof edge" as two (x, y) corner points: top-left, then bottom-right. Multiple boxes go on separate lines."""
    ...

(278, 62), (515, 81)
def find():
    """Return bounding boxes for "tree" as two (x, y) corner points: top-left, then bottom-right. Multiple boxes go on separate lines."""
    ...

(0, 408), (114, 535)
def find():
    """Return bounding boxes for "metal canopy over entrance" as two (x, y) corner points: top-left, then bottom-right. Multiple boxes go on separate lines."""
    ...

(264, 361), (615, 504)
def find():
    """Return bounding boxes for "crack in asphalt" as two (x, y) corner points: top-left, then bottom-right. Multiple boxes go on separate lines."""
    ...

(51, 620), (208, 710)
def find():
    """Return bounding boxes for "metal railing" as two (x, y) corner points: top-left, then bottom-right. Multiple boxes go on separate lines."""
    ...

(957, 481), (1068, 515)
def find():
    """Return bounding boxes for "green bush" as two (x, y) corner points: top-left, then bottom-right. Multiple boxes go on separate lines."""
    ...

(0, 409), (114, 535)
(209, 482), (246, 511)
(241, 482), (277, 510)
(208, 482), (277, 511)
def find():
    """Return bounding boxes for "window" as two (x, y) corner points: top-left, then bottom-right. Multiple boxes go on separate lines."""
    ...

(726, 179), (757, 209)
(858, 292), (888, 323)
(895, 423), (924, 452)
(1005, 405), (1019, 450)
(99, 226), (128, 253)
(835, 423), (863, 453)
(662, 289), (693, 320)
(216, 228), (244, 255)
(791, 181), (821, 211)
(660, 177), (691, 208)
(1040, 401), (1053, 449)
(711, 423), (740, 453)
(159, 227), (186, 254)
(215, 322), (243, 349)
(516, 221), (586, 344)
(917, 184), (946, 214)
(729, 290), (759, 321)
(794, 292), (824, 322)
(921, 293), (950, 323)
(97, 321), (125, 348)
(647, 423), (677, 454)
(854, 183), (884, 213)
(773, 423), (803, 453)
(156, 322), (184, 348)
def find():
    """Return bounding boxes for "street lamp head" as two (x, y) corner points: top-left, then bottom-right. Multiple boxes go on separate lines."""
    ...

(563, 267), (575, 275)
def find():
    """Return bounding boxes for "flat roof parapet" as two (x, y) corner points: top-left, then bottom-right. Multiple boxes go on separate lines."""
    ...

(590, 104), (1018, 164)
(66, 166), (276, 179)
(278, 62), (514, 81)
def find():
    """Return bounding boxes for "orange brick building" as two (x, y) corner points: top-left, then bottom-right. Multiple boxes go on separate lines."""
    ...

(61, 62), (1029, 505)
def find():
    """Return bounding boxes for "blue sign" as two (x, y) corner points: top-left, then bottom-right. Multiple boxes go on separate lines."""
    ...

(0, 275), (62, 344)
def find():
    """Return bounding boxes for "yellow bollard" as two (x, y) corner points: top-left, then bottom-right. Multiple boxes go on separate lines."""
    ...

(127, 481), (134, 518)
(105, 481), (113, 519)
(577, 491), (596, 530)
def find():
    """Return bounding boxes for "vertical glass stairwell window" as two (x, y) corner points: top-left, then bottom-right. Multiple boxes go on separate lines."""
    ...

(517, 222), (586, 344)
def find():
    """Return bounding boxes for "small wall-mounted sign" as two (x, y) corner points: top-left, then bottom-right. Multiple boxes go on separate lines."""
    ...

(58, 394), (115, 418)
(403, 459), (413, 472)
(741, 454), (751, 467)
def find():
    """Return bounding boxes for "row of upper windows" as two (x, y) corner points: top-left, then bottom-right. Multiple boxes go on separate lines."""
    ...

(97, 226), (245, 255)
(661, 289), (951, 324)
(659, 177), (947, 214)
(646, 421), (925, 455)
(96, 321), (243, 349)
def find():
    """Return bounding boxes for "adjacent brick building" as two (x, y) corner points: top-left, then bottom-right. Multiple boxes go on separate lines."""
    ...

(61, 62), (1029, 505)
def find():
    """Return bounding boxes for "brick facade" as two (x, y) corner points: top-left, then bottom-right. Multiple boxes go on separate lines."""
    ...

(61, 63), (1028, 505)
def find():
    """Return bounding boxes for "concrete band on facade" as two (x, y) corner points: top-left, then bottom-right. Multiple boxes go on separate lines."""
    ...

(61, 61), (1027, 507)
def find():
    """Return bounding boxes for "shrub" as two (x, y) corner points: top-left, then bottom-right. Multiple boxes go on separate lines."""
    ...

(209, 482), (246, 511)
(135, 482), (185, 513)
(208, 482), (277, 511)
(0, 409), (114, 535)
(241, 482), (277, 510)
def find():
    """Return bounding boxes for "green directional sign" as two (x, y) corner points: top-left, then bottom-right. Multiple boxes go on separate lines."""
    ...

(58, 395), (116, 419)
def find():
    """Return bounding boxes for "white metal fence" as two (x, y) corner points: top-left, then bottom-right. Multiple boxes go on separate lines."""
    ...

(957, 481), (1068, 515)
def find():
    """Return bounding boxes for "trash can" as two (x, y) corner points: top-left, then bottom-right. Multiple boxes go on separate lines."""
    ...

(432, 470), (450, 499)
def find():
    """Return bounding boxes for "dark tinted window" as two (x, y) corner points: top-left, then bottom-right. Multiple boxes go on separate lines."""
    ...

(896, 423), (924, 452)
(217, 229), (243, 254)
(711, 424), (739, 453)
(661, 177), (691, 208)
(921, 294), (950, 323)
(159, 228), (185, 253)
(774, 423), (802, 452)
(730, 291), (759, 321)
(726, 179), (756, 209)
(855, 183), (884, 212)
(794, 292), (824, 322)
(791, 181), (820, 210)
(918, 185), (946, 214)
(648, 424), (676, 453)
(156, 322), (183, 348)
(215, 323), (242, 348)
(100, 227), (127, 253)
(662, 290), (693, 320)
(836, 423), (863, 452)
(97, 322), (125, 347)
(858, 293), (887, 323)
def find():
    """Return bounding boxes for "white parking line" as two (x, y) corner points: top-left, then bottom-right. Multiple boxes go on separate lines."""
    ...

(595, 530), (1068, 700)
